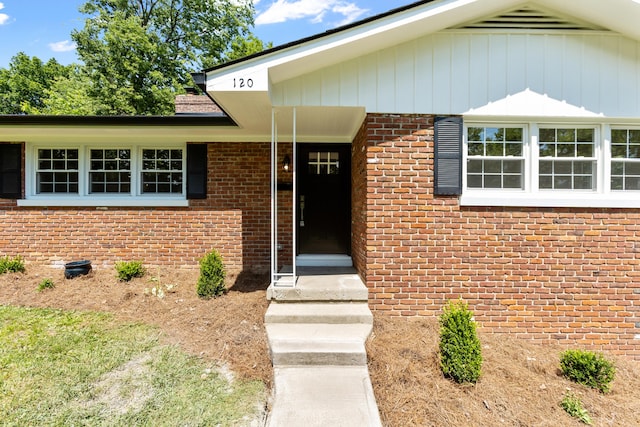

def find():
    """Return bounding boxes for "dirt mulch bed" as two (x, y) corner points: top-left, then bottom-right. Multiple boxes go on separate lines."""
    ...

(2, 265), (640, 426)
(368, 316), (640, 426)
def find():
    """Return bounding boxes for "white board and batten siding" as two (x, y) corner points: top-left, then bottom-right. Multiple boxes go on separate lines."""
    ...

(271, 31), (640, 119)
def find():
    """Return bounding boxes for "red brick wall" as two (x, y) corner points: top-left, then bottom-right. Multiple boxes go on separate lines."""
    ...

(352, 121), (368, 276)
(363, 113), (640, 358)
(0, 142), (272, 272)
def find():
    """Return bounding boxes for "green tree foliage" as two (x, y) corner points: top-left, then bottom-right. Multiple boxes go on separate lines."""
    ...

(23, 66), (103, 115)
(0, 53), (72, 114)
(71, 0), (266, 115)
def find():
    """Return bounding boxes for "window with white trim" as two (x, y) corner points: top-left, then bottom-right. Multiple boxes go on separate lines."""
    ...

(24, 144), (187, 206)
(89, 149), (131, 194)
(538, 127), (596, 190)
(611, 128), (640, 190)
(466, 126), (524, 189)
(36, 149), (79, 194)
(462, 122), (640, 208)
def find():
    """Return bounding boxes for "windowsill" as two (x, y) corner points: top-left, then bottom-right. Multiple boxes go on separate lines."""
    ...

(461, 191), (640, 208)
(17, 197), (189, 208)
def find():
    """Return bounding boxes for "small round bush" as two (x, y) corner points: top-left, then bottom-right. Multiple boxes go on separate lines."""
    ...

(197, 250), (226, 299)
(560, 349), (615, 393)
(115, 261), (146, 282)
(439, 299), (483, 384)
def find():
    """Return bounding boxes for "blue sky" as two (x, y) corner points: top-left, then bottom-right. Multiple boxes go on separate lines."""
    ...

(0, 0), (415, 69)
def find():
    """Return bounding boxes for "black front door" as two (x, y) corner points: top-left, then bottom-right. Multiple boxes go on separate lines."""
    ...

(297, 144), (351, 254)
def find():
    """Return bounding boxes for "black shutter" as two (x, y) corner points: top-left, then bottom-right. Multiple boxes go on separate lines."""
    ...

(187, 144), (208, 199)
(0, 144), (22, 199)
(434, 116), (463, 195)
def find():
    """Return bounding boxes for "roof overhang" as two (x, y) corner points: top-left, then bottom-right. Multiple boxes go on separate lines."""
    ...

(0, 114), (238, 143)
(204, 0), (640, 141)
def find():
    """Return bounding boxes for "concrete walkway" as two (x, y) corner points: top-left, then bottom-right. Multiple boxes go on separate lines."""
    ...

(265, 268), (382, 426)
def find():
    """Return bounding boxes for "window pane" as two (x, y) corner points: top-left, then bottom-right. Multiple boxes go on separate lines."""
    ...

(555, 162), (572, 174)
(625, 177), (640, 190)
(505, 128), (523, 141)
(612, 129), (627, 144)
(577, 144), (593, 157)
(539, 144), (554, 157)
(629, 145), (640, 159)
(611, 161), (624, 175)
(577, 128), (594, 142)
(539, 128), (556, 142)
(630, 130), (640, 143)
(539, 161), (553, 174)
(486, 143), (503, 156)
(612, 145), (627, 158)
(505, 143), (522, 156)
(36, 149), (79, 194)
(554, 176), (572, 189)
(557, 129), (575, 142)
(465, 126), (524, 190)
(468, 143), (483, 156)
(503, 160), (522, 174)
(611, 177), (623, 190)
(539, 176), (552, 189)
(467, 127), (483, 141)
(141, 149), (184, 194)
(503, 175), (522, 189)
(484, 175), (502, 188)
(485, 128), (502, 142)
(574, 176), (592, 189)
(556, 144), (573, 157)
(626, 162), (640, 175)
(467, 175), (482, 188)
(467, 160), (482, 173)
(484, 160), (501, 173)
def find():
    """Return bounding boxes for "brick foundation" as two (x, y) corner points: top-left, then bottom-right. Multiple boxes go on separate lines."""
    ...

(359, 113), (640, 358)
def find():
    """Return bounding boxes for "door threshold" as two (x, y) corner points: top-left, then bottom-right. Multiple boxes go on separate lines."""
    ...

(296, 254), (353, 267)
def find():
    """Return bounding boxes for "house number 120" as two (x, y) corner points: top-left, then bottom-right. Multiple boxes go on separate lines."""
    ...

(234, 78), (254, 88)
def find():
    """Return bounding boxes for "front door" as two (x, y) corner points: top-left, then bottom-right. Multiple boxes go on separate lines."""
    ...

(297, 144), (351, 255)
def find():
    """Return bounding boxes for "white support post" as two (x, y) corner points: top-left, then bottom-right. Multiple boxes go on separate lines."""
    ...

(292, 107), (297, 281)
(270, 109), (277, 286)
(270, 108), (296, 287)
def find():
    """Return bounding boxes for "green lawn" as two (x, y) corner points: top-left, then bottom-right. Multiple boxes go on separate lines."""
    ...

(0, 305), (265, 426)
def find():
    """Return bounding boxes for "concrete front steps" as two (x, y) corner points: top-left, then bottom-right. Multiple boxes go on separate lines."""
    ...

(265, 268), (382, 426)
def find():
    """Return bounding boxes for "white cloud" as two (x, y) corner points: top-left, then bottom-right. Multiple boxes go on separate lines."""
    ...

(0, 2), (9, 26)
(49, 40), (77, 53)
(256, 0), (368, 26)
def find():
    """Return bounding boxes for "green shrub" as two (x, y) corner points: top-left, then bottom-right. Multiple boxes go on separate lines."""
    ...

(0, 255), (25, 274)
(115, 261), (146, 282)
(197, 250), (226, 299)
(439, 299), (482, 384)
(560, 391), (592, 425)
(37, 278), (55, 292)
(560, 349), (615, 393)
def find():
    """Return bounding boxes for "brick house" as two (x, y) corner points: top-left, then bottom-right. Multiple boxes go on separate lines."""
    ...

(2, 0), (640, 357)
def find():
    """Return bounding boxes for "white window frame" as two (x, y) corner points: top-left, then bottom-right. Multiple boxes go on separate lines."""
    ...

(19, 142), (188, 207)
(461, 120), (640, 208)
